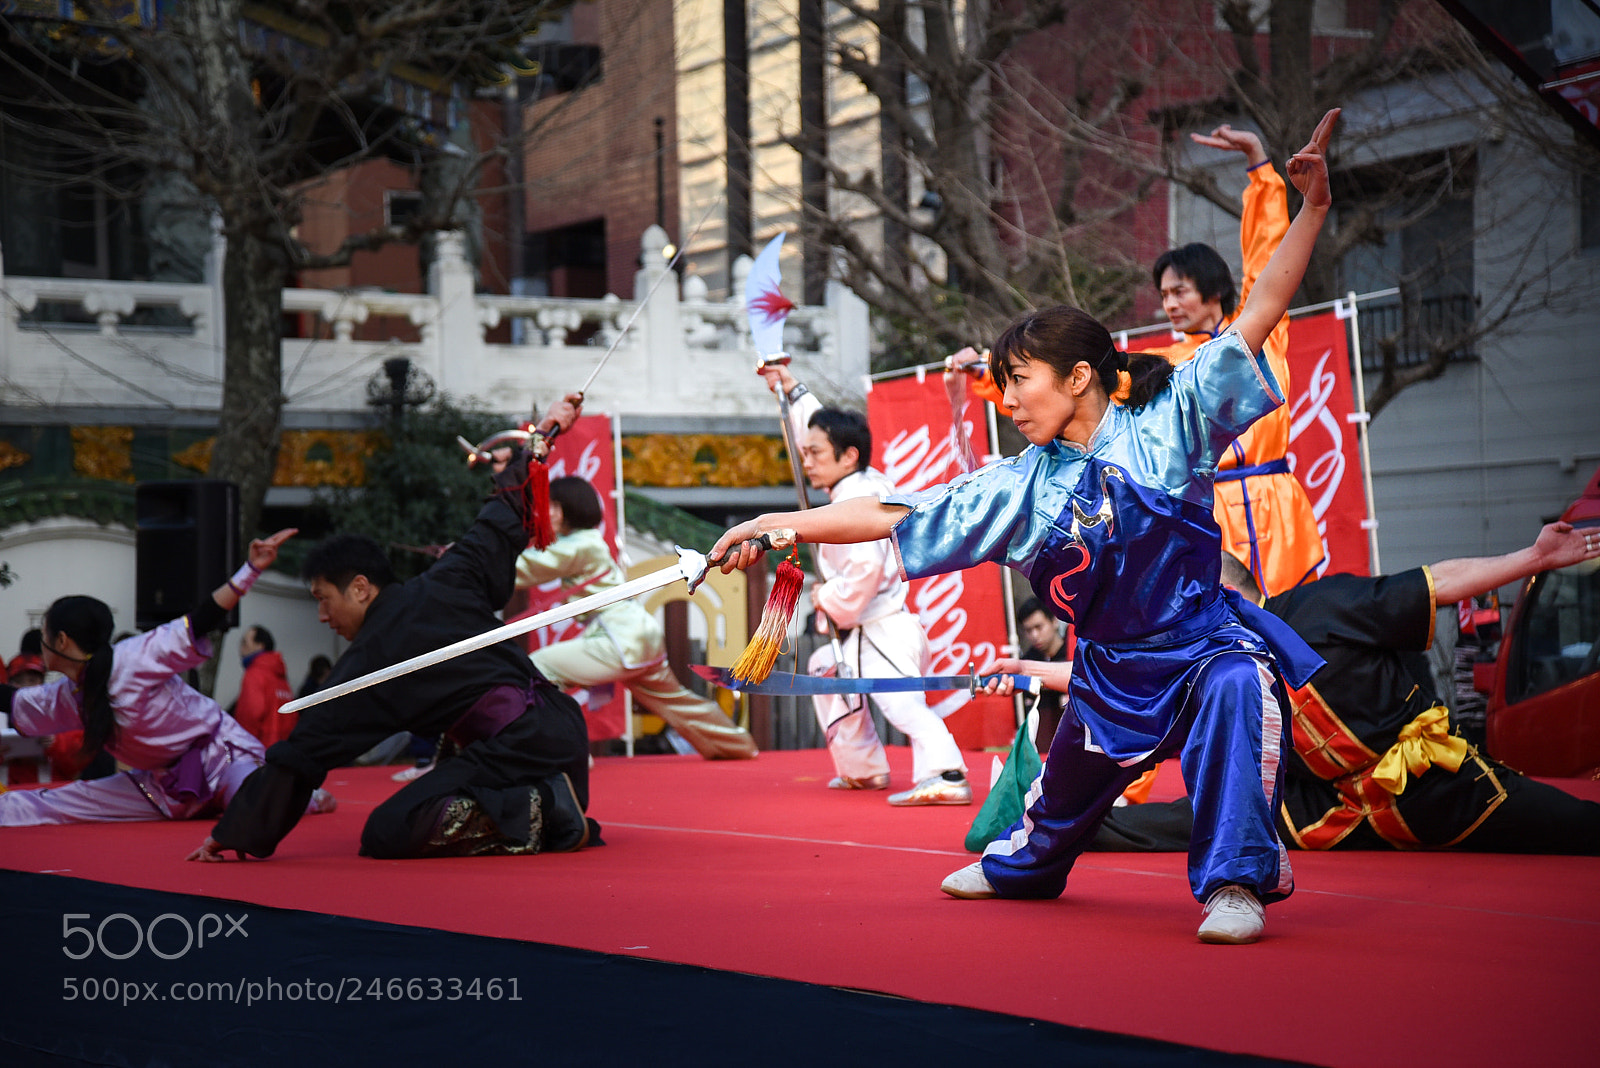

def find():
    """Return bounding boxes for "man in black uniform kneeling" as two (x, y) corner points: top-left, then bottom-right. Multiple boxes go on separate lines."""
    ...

(188, 395), (595, 862)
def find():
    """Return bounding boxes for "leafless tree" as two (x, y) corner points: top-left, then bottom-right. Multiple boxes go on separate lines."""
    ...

(783, 0), (1598, 413)
(0, 1), (569, 538)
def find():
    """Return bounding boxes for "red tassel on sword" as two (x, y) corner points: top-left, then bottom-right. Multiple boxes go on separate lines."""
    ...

(526, 457), (554, 549)
(717, 530), (803, 685)
(731, 550), (805, 684)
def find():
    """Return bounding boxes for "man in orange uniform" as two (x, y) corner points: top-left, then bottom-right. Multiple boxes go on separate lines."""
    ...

(1141, 124), (1324, 595)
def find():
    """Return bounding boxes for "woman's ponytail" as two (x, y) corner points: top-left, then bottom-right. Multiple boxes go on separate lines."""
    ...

(43, 596), (117, 757)
(991, 305), (1175, 410)
(1122, 351), (1176, 409)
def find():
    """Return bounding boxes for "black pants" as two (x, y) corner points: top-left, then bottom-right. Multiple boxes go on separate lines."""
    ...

(360, 687), (590, 858)
(1088, 772), (1600, 854)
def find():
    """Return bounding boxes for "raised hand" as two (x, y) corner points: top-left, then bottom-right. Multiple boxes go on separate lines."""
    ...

(1533, 521), (1600, 571)
(1286, 109), (1340, 209)
(543, 392), (585, 436)
(247, 528), (297, 571)
(757, 362), (797, 395)
(1190, 124), (1268, 168)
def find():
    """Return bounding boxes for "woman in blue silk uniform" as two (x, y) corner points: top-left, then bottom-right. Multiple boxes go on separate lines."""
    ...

(711, 110), (1338, 943)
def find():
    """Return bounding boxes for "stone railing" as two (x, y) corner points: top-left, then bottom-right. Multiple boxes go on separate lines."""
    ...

(0, 225), (871, 420)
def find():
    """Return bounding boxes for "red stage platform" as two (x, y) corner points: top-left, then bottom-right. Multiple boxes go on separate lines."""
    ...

(3, 748), (1597, 1067)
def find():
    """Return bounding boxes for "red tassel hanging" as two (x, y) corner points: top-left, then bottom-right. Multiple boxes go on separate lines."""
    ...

(731, 550), (805, 684)
(526, 458), (554, 549)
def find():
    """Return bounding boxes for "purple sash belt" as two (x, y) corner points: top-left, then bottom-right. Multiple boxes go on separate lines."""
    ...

(160, 742), (210, 805)
(444, 683), (531, 748)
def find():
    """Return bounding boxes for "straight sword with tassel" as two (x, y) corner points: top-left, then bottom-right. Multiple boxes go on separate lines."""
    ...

(281, 529), (796, 716)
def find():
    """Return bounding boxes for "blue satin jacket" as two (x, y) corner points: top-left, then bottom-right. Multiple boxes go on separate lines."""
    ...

(887, 330), (1321, 762)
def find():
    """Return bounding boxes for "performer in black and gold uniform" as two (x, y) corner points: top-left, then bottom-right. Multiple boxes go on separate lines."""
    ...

(1085, 520), (1600, 853)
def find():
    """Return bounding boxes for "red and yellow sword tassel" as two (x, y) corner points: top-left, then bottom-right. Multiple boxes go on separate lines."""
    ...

(730, 542), (805, 685)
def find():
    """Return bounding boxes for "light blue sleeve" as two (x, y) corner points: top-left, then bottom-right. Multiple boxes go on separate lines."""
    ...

(884, 452), (1052, 581)
(1164, 329), (1284, 469)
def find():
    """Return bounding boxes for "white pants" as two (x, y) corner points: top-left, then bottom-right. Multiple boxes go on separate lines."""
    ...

(808, 612), (966, 784)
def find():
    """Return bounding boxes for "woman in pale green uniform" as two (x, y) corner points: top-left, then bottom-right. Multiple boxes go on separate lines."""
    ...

(515, 478), (758, 760)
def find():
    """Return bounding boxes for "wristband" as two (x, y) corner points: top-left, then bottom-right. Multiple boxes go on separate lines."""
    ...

(785, 383), (809, 404)
(1246, 159), (1271, 172)
(226, 562), (261, 598)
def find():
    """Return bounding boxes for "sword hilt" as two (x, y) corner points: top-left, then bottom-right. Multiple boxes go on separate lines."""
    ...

(969, 670), (1043, 696)
(693, 529), (799, 594)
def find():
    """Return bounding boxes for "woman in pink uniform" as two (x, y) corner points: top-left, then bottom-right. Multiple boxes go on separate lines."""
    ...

(0, 528), (333, 825)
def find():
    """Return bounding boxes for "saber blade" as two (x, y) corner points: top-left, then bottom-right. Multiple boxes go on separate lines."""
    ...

(281, 547), (709, 715)
(691, 665), (1041, 697)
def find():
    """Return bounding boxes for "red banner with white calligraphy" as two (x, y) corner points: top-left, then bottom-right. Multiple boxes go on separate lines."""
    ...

(1283, 310), (1368, 576)
(508, 414), (629, 740)
(1128, 312), (1368, 577)
(867, 373), (1017, 751)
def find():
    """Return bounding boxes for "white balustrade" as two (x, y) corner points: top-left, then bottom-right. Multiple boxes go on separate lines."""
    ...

(0, 228), (870, 418)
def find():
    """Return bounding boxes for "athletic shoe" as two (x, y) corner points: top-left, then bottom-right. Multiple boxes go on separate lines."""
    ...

(940, 861), (998, 899)
(391, 762), (434, 783)
(888, 771), (972, 806)
(827, 773), (891, 790)
(1197, 884), (1265, 944)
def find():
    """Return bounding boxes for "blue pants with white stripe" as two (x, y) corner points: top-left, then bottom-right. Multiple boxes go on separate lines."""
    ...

(981, 651), (1294, 905)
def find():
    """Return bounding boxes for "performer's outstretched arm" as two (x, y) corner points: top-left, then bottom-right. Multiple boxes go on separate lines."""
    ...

(711, 496), (909, 574)
(1230, 109), (1338, 355)
(1431, 522), (1600, 604)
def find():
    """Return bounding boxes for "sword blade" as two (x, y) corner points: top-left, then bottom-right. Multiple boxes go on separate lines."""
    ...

(281, 547), (709, 715)
(691, 665), (1040, 697)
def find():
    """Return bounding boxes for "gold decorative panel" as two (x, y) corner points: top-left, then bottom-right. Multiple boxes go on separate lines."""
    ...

(173, 430), (378, 487)
(621, 434), (791, 487)
(273, 430), (380, 487)
(72, 426), (134, 482)
(0, 441), (30, 473)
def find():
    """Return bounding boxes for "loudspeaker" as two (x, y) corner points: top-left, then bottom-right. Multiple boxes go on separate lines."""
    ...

(135, 480), (240, 632)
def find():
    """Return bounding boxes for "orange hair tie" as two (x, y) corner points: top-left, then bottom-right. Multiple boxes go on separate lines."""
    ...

(1111, 368), (1132, 404)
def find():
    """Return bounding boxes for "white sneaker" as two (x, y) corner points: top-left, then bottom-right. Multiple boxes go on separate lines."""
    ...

(827, 773), (890, 790)
(1197, 884), (1265, 944)
(391, 762), (434, 783)
(888, 772), (972, 806)
(940, 861), (998, 899)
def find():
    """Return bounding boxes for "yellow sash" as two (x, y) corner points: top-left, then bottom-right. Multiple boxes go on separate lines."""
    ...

(1371, 705), (1468, 795)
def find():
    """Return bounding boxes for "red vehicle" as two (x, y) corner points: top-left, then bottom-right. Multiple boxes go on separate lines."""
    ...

(1482, 466), (1600, 777)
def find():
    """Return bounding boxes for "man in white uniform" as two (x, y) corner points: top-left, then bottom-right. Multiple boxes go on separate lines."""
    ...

(759, 365), (969, 805)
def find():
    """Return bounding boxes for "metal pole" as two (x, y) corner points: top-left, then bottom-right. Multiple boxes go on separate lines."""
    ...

(1342, 290), (1381, 574)
(612, 411), (634, 758)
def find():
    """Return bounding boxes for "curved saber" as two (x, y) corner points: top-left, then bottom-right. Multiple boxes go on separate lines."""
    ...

(691, 665), (1043, 697)
(280, 547), (709, 716)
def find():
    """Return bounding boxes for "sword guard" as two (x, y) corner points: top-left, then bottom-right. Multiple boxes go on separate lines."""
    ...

(677, 545), (711, 595)
(756, 354), (792, 372)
